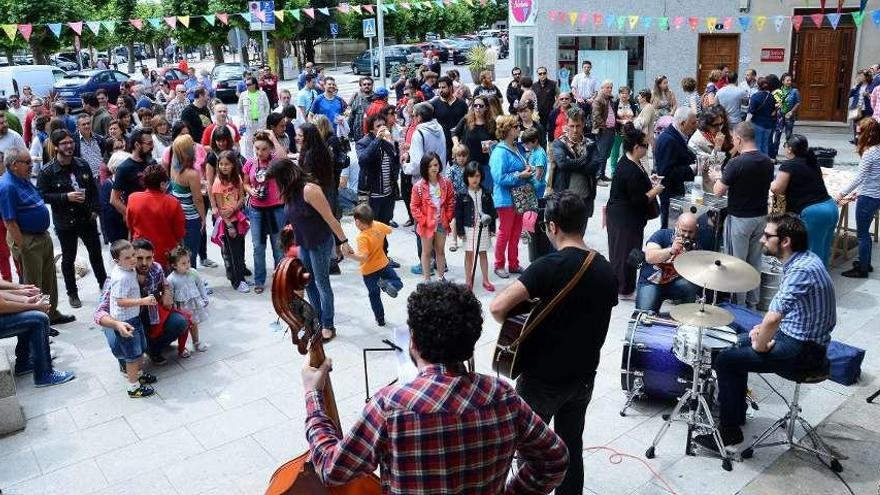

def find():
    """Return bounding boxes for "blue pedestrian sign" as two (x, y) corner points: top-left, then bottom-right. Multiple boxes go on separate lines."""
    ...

(330, 23), (339, 38)
(249, 1), (275, 31)
(362, 18), (376, 38)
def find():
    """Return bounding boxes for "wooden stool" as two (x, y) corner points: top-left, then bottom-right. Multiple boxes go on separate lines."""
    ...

(831, 202), (880, 266)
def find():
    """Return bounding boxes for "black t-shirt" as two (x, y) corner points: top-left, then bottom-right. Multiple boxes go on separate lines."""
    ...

(778, 156), (830, 214)
(180, 104), (212, 145)
(113, 156), (153, 203)
(430, 97), (468, 155)
(517, 247), (618, 384)
(721, 150), (773, 218)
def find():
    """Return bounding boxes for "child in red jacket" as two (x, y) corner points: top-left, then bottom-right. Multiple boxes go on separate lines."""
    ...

(410, 152), (455, 281)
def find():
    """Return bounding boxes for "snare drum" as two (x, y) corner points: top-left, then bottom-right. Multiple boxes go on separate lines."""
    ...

(620, 314), (691, 401)
(672, 326), (737, 367)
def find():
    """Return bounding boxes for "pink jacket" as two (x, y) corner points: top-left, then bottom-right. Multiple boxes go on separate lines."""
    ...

(410, 177), (456, 239)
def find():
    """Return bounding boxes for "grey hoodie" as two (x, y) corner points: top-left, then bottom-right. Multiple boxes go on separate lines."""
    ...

(403, 119), (447, 177)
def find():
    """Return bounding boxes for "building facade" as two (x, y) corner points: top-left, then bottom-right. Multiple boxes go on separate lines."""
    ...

(510, 0), (879, 122)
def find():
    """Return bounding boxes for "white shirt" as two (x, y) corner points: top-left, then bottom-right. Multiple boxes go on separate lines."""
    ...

(0, 129), (26, 155)
(572, 72), (598, 101)
(109, 265), (141, 321)
(10, 105), (28, 123)
(739, 80), (758, 100)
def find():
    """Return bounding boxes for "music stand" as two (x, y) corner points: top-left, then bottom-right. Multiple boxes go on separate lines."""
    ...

(362, 339), (403, 402)
(867, 389), (880, 404)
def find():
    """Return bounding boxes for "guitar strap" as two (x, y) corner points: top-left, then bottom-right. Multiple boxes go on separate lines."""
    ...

(508, 249), (596, 349)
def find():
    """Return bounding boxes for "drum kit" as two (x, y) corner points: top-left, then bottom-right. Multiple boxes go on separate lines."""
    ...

(620, 250), (761, 472)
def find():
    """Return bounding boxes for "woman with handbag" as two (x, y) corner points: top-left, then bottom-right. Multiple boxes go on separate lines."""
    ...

(849, 70), (873, 144)
(606, 123), (664, 300)
(490, 115), (532, 278)
(746, 77), (776, 155)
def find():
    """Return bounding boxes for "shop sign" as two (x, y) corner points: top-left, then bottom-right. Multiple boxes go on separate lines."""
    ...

(509, 0), (535, 26)
(760, 48), (785, 62)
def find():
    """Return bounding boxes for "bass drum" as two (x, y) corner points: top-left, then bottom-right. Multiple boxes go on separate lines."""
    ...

(620, 314), (691, 402)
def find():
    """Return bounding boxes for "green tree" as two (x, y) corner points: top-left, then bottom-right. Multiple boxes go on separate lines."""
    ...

(0, 0), (96, 64)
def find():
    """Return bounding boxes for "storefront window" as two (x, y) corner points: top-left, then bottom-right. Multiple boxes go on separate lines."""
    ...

(557, 36), (645, 90)
(515, 36), (534, 77)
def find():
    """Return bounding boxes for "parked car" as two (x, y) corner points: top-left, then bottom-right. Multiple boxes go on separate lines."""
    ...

(351, 47), (410, 77)
(157, 67), (187, 90)
(211, 63), (249, 103)
(450, 39), (480, 65)
(414, 41), (452, 63)
(50, 56), (79, 72)
(57, 51), (90, 68)
(53, 69), (130, 108)
(394, 44), (424, 64)
(0, 65), (67, 100)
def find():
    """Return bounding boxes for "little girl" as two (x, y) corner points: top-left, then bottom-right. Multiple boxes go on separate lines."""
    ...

(211, 151), (250, 293)
(167, 245), (209, 357)
(410, 152), (455, 281)
(520, 127), (547, 199)
(445, 143), (469, 252)
(455, 163), (496, 291)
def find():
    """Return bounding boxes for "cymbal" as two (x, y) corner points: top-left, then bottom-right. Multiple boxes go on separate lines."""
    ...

(673, 250), (761, 292)
(670, 303), (734, 327)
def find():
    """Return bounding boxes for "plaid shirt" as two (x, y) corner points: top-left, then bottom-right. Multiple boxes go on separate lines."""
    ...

(165, 98), (188, 126)
(94, 261), (165, 326)
(305, 364), (568, 494)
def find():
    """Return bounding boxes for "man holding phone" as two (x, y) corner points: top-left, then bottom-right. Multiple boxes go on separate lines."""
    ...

(37, 129), (106, 310)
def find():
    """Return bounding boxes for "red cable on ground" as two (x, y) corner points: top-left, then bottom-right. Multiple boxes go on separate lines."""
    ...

(583, 445), (680, 495)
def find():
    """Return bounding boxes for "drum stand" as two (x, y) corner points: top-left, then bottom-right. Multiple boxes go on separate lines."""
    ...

(644, 296), (733, 472)
(620, 312), (648, 417)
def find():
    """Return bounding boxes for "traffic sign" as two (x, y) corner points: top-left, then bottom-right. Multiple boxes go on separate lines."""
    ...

(249, 1), (276, 31)
(362, 18), (376, 38)
(329, 23), (339, 38)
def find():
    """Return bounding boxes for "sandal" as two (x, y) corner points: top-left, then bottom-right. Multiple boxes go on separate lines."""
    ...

(254, 286), (264, 294)
(193, 341), (208, 352)
(178, 348), (191, 358)
(321, 328), (336, 343)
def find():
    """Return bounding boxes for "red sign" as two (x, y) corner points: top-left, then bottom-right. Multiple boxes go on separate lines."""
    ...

(760, 48), (785, 62)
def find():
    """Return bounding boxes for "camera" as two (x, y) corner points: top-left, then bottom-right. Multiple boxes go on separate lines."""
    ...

(681, 238), (694, 251)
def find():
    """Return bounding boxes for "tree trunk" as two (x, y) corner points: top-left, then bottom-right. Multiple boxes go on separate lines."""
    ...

(304, 36), (315, 64)
(4, 48), (14, 66)
(211, 42), (225, 64)
(127, 43), (136, 74)
(29, 38), (48, 65)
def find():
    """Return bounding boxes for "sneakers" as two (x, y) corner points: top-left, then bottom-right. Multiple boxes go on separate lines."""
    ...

(403, 219), (414, 227)
(494, 268), (510, 279)
(193, 341), (208, 352)
(200, 258), (219, 268)
(128, 384), (155, 398)
(411, 264), (423, 275)
(34, 370), (76, 388)
(138, 372), (158, 385)
(48, 327), (60, 337)
(376, 317), (386, 327)
(235, 281), (251, 293)
(508, 266), (523, 275)
(50, 314), (76, 325)
(388, 259), (401, 269)
(377, 279), (399, 298)
(694, 427), (744, 453)
(149, 354), (168, 366)
(69, 295), (82, 309)
(841, 267), (869, 279)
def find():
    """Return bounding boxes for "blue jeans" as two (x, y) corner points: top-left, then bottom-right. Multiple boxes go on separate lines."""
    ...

(183, 217), (202, 268)
(635, 277), (700, 314)
(147, 312), (187, 358)
(0, 310), (53, 381)
(800, 198), (839, 267)
(770, 117), (796, 158)
(594, 128), (616, 178)
(247, 205), (286, 287)
(753, 124), (773, 155)
(856, 195), (880, 270)
(362, 264), (403, 320)
(300, 234), (336, 329)
(714, 332), (826, 428)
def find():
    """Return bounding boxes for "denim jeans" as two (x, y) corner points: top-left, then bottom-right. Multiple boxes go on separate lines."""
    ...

(517, 374), (595, 495)
(0, 310), (53, 381)
(369, 195), (396, 224)
(800, 198), (839, 267)
(770, 117), (796, 159)
(856, 195), (880, 270)
(714, 332), (826, 428)
(362, 264), (403, 320)
(635, 277), (700, 314)
(146, 311), (187, 358)
(247, 205), (286, 287)
(183, 217), (202, 268)
(594, 128), (616, 178)
(753, 124), (773, 155)
(299, 234), (336, 329)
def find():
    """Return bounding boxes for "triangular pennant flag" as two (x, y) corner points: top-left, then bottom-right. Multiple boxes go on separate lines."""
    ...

(462, 0), (472, 5)
(164, 16), (177, 29)
(239, 12), (250, 22)
(68, 21), (83, 35)
(871, 9), (880, 26)
(738, 16), (750, 30)
(792, 14), (804, 31)
(102, 20), (116, 34)
(177, 16), (190, 28)
(688, 16), (699, 31)
(722, 16), (733, 30)
(605, 14), (616, 29)
(274, 10), (284, 22)
(129, 19), (144, 30)
(853, 10), (865, 26)
(436, 0), (445, 9)
(828, 12), (841, 28)
(773, 15), (785, 31)
(318, 7), (329, 16)
(861, 0), (868, 11)
(810, 13), (824, 26)
(548, 10), (559, 22)
(290, 9), (301, 20)
(303, 8), (315, 18)
(47, 23), (63, 38)
(255, 10), (266, 22)
(629, 15), (639, 29)
(336, 4), (349, 13)
(658, 17), (669, 30)
(217, 13), (229, 25)
(425, 2), (436, 9)
(350, 5), (362, 14)
(569, 12), (578, 26)
(579, 13), (589, 26)
(642, 16), (653, 29)
(593, 13), (603, 28)
(673, 16), (685, 30)
(203, 14), (216, 26)
(18, 24), (32, 41)
(363, 4), (374, 13)
(616, 15), (626, 30)
(755, 15), (767, 31)
(1, 25), (15, 41)
(86, 21), (101, 35)
(388, 5), (398, 12)
(706, 17), (718, 31)
(148, 18), (162, 29)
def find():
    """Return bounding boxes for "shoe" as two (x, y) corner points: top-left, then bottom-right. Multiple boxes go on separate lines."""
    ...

(321, 328), (336, 343)
(849, 138), (857, 145)
(244, 267), (253, 276)
(205, 286), (214, 295)
(178, 348), (191, 358)
(853, 260), (874, 272)
(128, 384), (155, 398)
(403, 219), (414, 227)
(389, 220), (399, 228)
(693, 427), (744, 453)
(841, 267), (869, 278)
(14, 361), (34, 376)
(200, 258), (219, 268)
(48, 327), (60, 337)
(377, 279), (399, 298)
(50, 314), (76, 325)
(449, 244), (458, 252)
(235, 281), (251, 293)
(149, 354), (168, 366)
(482, 281), (496, 292)
(389, 259), (401, 269)
(68, 295), (82, 309)
(193, 341), (208, 352)
(376, 317), (386, 327)
(254, 286), (265, 294)
(597, 179), (610, 187)
(600, 175), (612, 182)
(329, 261), (341, 275)
(411, 264), (423, 275)
(494, 268), (510, 279)
(619, 292), (636, 301)
(508, 266), (523, 275)
(138, 372), (158, 385)
(34, 369), (76, 388)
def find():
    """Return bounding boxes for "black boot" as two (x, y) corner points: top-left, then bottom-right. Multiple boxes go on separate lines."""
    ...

(694, 426), (743, 453)
(852, 260), (874, 272)
(842, 267), (869, 278)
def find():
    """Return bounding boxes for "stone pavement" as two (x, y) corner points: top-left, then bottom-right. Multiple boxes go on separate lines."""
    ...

(1, 93), (876, 495)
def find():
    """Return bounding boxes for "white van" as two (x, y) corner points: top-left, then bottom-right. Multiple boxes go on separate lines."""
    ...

(0, 65), (68, 100)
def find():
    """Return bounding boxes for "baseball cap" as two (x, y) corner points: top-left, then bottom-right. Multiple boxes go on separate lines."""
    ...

(374, 87), (389, 98)
(30, 97), (44, 107)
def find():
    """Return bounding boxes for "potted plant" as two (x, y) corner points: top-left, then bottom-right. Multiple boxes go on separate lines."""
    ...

(466, 44), (493, 83)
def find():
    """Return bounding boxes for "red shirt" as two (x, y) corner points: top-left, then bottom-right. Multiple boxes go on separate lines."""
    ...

(126, 190), (186, 267)
(200, 122), (241, 146)
(306, 364), (568, 494)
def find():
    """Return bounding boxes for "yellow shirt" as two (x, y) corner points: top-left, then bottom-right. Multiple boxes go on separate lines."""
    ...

(357, 222), (392, 275)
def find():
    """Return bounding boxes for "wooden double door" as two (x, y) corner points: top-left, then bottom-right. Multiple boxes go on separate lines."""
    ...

(791, 23), (856, 122)
(697, 34), (739, 91)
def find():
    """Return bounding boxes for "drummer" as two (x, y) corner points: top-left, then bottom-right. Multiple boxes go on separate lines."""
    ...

(694, 213), (836, 452)
(635, 213), (714, 314)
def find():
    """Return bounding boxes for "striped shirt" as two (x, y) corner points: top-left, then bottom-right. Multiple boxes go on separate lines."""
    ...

(769, 250), (836, 345)
(841, 145), (880, 199)
(305, 363), (568, 494)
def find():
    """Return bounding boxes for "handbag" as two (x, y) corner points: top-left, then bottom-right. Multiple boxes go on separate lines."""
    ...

(848, 107), (862, 121)
(647, 198), (660, 220)
(511, 182), (538, 213)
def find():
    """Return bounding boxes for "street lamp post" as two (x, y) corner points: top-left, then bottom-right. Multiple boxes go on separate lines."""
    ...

(377, 0), (386, 87)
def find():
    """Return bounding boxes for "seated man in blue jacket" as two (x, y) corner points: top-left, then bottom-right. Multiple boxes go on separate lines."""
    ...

(654, 108), (698, 229)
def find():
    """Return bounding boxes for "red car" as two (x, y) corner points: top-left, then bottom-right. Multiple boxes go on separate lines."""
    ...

(157, 67), (187, 90)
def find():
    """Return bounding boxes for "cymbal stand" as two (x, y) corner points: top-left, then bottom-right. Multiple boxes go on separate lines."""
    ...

(644, 292), (733, 471)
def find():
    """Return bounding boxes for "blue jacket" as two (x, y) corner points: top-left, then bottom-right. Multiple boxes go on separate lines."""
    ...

(489, 142), (527, 208)
(654, 125), (696, 200)
(850, 83), (873, 115)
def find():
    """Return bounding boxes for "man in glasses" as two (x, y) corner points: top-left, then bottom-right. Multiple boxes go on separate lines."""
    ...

(309, 76), (347, 133)
(533, 66), (559, 129)
(0, 113), (25, 155)
(716, 72), (748, 127)
(7, 94), (28, 129)
(164, 84), (189, 126)
(348, 76), (375, 142)
(110, 128), (156, 223)
(81, 92), (112, 139)
(506, 67), (523, 114)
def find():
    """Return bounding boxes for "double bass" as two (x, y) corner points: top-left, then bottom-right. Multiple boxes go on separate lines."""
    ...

(265, 256), (382, 494)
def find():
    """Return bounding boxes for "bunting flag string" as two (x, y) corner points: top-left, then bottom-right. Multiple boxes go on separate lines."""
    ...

(203, 14), (216, 26)
(102, 20), (117, 35)
(68, 21), (83, 35)
(1, 24), (16, 41)
(217, 13), (229, 25)
(18, 24), (33, 41)
(177, 16), (190, 28)
(129, 19), (144, 31)
(47, 23), (62, 38)
(86, 21), (101, 36)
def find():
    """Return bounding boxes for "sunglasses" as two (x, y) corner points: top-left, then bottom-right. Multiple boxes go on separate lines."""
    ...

(538, 72), (547, 75)
(472, 103), (486, 109)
